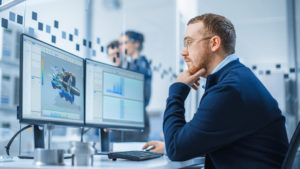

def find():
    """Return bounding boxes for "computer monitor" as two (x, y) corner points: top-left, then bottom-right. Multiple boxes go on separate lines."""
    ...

(19, 34), (85, 126)
(85, 59), (145, 129)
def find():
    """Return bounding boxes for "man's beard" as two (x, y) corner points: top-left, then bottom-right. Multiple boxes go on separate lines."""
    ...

(188, 56), (208, 75)
(188, 64), (202, 74)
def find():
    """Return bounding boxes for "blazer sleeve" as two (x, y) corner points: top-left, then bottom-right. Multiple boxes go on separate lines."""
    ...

(163, 82), (254, 161)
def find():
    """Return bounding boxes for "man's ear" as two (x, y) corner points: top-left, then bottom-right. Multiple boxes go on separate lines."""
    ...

(134, 42), (140, 51)
(210, 36), (221, 52)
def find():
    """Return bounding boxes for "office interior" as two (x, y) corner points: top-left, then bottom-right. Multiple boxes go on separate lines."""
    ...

(0, 0), (300, 168)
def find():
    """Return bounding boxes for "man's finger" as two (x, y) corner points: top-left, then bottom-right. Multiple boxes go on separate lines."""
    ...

(192, 68), (206, 78)
(142, 141), (156, 149)
(142, 142), (150, 149)
(192, 84), (198, 90)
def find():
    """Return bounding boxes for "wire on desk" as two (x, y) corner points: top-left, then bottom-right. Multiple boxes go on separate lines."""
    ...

(18, 155), (73, 159)
(5, 125), (32, 156)
(95, 152), (109, 155)
(18, 155), (33, 159)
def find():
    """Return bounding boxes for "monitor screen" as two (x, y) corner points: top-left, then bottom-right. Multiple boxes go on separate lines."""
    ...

(85, 59), (145, 129)
(20, 34), (84, 125)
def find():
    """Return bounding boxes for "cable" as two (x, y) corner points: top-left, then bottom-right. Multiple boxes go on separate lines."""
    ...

(80, 127), (84, 142)
(80, 127), (92, 142)
(95, 152), (108, 155)
(5, 124), (32, 156)
(83, 128), (92, 135)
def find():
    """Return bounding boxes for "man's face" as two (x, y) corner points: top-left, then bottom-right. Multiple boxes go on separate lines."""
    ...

(108, 47), (121, 67)
(182, 21), (212, 75)
(119, 35), (138, 57)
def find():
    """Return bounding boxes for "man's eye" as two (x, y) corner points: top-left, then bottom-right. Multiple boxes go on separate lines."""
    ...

(184, 40), (191, 48)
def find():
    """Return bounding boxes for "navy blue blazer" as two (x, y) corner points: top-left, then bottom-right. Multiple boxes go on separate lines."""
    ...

(163, 60), (288, 168)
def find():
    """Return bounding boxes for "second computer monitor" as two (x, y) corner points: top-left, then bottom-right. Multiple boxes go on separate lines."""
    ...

(85, 59), (145, 129)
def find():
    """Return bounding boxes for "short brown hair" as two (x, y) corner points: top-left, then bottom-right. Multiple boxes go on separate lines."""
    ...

(106, 40), (119, 54)
(188, 13), (236, 54)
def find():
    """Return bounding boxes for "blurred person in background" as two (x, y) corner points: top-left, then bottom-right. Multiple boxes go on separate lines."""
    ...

(109, 30), (152, 142)
(119, 30), (152, 107)
(107, 40), (122, 67)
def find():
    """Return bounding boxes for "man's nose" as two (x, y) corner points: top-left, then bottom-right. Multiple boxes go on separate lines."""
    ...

(181, 49), (188, 57)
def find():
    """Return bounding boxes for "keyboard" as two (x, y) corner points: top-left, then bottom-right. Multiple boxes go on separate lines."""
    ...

(107, 151), (163, 161)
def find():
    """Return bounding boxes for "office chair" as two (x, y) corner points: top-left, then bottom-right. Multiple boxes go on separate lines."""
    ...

(281, 122), (300, 169)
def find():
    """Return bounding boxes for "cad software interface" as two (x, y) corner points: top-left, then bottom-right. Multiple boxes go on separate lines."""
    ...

(86, 60), (144, 128)
(22, 35), (84, 124)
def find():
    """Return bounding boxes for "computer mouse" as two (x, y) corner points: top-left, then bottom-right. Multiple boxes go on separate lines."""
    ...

(144, 145), (154, 151)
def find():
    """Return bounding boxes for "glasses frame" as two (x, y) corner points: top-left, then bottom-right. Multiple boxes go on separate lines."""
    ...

(184, 36), (213, 50)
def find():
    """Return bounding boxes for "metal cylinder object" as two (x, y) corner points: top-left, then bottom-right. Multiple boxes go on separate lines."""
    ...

(34, 148), (64, 166)
(68, 141), (96, 166)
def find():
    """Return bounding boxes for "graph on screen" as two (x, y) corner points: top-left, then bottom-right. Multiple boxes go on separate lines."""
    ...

(102, 72), (143, 122)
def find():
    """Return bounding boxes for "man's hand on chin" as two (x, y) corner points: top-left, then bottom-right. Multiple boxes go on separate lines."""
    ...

(175, 68), (206, 90)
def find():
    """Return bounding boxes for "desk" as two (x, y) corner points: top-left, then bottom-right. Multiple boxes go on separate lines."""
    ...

(0, 142), (204, 168)
(0, 155), (204, 169)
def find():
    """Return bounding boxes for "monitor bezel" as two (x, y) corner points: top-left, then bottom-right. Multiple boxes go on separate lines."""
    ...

(84, 58), (145, 130)
(19, 34), (85, 127)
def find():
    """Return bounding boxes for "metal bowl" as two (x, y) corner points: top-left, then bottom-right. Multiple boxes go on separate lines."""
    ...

(34, 148), (64, 166)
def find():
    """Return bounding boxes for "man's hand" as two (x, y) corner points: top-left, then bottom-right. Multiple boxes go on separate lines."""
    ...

(176, 68), (206, 90)
(103, 128), (112, 133)
(142, 141), (165, 154)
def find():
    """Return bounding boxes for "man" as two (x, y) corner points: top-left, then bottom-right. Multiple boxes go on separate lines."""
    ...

(108, 31), (152, 142)
(119, 30), (152, 107)
(162, 13), (288, 168)
(107, 40), (122, 67)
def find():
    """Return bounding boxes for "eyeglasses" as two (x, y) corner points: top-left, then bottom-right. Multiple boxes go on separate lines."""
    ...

(119, 41), (127, 46)
(119, 39), (135, 46)
(183, 36), (212, 49)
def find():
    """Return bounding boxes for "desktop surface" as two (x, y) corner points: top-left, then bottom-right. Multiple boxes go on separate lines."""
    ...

(0, 141), (204, 169)
(0, 155), (204, 169)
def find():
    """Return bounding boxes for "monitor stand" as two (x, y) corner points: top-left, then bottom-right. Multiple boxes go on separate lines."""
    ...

(45, 124), (54, 149)
(18, 125), (45, 159)
(33, 124), (54, 149)
(33, 125), (44, 148)
(100, 128), (110, 152)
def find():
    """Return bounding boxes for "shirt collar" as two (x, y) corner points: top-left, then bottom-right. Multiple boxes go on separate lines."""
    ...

(210, 53), (238, 75)
(201, 54), (238, 89)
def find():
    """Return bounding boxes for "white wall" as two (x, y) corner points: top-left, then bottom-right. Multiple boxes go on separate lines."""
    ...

(24, 0), (88, 57)
(194, 0), (289, 70)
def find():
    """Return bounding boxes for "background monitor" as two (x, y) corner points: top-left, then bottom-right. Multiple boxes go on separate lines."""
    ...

(19, 34), (85, 126)
(85, 59), (145, 129)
